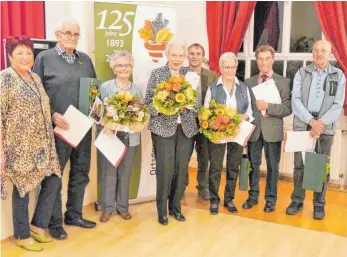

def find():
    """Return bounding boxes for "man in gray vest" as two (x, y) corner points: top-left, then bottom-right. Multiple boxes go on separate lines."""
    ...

(187, 43), (217, 201)
(244, 45), (292, 213)
(33, 17), (97, 239)
(286, 40), (346, 220)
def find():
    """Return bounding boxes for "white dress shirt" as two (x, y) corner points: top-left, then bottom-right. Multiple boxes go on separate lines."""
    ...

(204, 76), (254, 122)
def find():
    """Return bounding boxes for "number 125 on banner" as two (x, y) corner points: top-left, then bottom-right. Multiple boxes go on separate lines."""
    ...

(96, 9), (135, 37)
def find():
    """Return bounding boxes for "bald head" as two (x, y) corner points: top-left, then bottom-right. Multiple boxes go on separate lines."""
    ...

(312, 40), (331, 70)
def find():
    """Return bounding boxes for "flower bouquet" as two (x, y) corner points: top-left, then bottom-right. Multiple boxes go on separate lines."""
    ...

(198, 100), (242, 143)
(101, 92), (150, 133)
(152, 76), (198, 115)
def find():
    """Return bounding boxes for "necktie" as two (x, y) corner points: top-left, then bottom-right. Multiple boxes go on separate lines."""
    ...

(261, 74), (268, 83)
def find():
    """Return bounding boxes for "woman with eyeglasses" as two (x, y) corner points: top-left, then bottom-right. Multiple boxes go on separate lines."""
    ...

(97, 50), (142, 223)
(204, 52), (254, 215)
(0, 36), (61, 251)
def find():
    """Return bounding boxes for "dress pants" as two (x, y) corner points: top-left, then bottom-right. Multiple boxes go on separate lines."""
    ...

(12, 175), (60, 239)
(49, 129), (92, 229)
(151, 125), (194, 217)
(247, 133), (282, 204)
(208, 141), (243, 203)
(97, 130), (136, 214)
(291, 135), (334, 207)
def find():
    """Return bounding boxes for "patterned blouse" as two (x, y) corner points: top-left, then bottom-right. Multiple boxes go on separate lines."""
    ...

(0, 67), (61, 199)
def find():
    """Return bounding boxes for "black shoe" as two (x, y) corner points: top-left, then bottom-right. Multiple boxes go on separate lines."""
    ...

(172, 213), (186, 222)
(158, 216), (169, 225)
(242, 199), (258, 209)
(64, 218), (96, 229)
(210, 202), (219, 215)
(264, 202), (276, 213)
(313, 206), (325, 220)
(286, 202), (304, 215)
(49, 227), (67, 240)
(224, 202), (238, 213)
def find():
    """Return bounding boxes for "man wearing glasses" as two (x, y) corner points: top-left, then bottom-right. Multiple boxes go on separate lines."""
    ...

(33, 17), (97, 240)
(287, 40), (346, 220)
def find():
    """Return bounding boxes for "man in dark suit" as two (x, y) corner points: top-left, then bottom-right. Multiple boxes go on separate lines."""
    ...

(187, 43), (217, 200)
(244, 45), (292, 212)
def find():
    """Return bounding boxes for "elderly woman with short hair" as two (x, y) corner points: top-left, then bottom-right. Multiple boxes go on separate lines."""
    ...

(204, 52), (254, 215)
(97, 50), (142, 223)
(1, 36), (61, 251)
(144, 42), (200, 225)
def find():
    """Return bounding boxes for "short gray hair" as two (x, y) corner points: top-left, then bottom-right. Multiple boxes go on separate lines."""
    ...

(165, 41), (186, 56)
(219, 52), (238, 67)
(56, 17), (80, 32)
(109, 50), (134, 69)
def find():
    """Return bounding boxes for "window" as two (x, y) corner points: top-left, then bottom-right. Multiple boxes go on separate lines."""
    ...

(237, 1), (337, 81)
(290, 1), (322, 53)
(253, 1), (284, 52)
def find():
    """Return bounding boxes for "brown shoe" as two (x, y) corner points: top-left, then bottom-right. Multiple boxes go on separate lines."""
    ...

(117, 211), (132, 220)
(99, 212), (112, 223)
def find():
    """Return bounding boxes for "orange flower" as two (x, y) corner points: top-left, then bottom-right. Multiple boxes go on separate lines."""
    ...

(175, 93), (185, 103)
(216, 114), (223, 123)
(171, 76), (184, 84)
(221, 116), (230, 124)
(163, 82), (173, 91)
(211, 120), (221, 130)
(172, 83), (182, 92)
(201, 121), (209, 129)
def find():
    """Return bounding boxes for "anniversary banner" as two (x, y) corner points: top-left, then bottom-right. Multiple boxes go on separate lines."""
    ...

(94, 2), (177, 206)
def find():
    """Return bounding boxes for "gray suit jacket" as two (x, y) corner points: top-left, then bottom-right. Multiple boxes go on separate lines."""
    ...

(246, 73), (292, 142)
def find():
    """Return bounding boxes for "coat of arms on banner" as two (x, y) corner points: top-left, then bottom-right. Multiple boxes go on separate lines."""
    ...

(138, 13), (174, 63)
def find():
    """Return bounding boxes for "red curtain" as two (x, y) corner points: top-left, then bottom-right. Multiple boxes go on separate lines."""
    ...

(314, 2), (347, 115)
(206, 1), (256, 73)
(0, 1), (45, 69)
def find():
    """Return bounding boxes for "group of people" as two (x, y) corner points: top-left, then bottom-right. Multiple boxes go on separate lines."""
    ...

(0, 16), (345, 252)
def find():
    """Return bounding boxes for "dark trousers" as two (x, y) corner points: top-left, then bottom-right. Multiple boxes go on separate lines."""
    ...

(247, 133), (282, 204)
(208, 141), (243, 203)
(291, 135), (334, 207)
(186, 133), (209, 190)
(97, 131), (136, 214)
(49, 129), (92, 228)
(12, 175), (60, 239)
(151, 125), (194, 217)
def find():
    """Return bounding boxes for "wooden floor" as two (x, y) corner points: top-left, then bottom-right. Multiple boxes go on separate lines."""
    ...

(183, 170), (347, 237)
(1, 170), (347, 257)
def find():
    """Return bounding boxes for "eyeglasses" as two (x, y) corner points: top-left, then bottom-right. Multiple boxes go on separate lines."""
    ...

(114, 64), (132, 68)
(221, 66), (237, 70)
(313, 49), (329, 54)
(58, 31), (80, 39)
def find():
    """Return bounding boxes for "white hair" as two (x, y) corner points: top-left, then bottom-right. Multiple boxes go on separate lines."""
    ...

(55, 16), (80, 32)
(219, 52), (238, 67)
(165, 41), (186, 56)
(109, 50), (134, 69)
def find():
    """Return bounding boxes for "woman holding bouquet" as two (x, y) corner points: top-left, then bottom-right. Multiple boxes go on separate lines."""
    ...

(145, 42), (200, 225)
(97, 50), (142, 223)
(204, 52), (254, 215)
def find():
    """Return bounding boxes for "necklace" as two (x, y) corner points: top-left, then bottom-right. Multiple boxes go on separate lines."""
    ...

(116, 79), (131, 90)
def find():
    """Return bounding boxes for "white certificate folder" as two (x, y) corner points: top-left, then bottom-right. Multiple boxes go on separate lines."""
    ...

(251, 79), (281, 117)
(94, 128), (128, 167)
(283, 131), (315, 152)
(53, 105), (93, 148)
